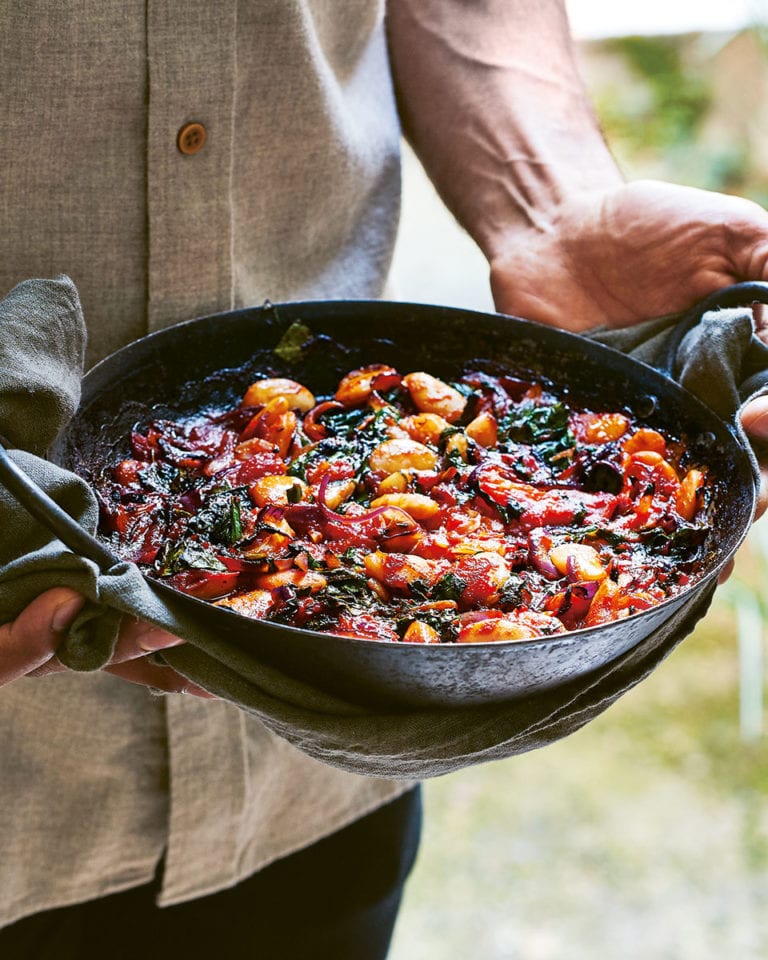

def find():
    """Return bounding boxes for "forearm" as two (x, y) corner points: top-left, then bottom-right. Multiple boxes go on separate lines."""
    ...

(386, 0), (623, 260)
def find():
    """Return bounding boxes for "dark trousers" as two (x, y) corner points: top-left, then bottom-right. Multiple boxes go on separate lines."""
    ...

(1, 786), (422, 960)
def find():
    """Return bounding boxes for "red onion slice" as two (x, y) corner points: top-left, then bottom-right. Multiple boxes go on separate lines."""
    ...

(316, 474), (417, 530)
(528, 530), (559, 580)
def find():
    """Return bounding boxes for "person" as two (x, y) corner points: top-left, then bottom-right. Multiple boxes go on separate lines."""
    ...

(2, 1), (768, 956)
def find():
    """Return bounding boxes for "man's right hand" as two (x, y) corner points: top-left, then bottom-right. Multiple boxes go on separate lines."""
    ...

(0, 587), (215, 696)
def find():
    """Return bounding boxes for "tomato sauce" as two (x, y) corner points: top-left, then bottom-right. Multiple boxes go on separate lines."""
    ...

(95, 364), (712, 644)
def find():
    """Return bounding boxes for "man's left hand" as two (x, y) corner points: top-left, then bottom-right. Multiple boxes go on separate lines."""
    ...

(490, 179), (768, 561)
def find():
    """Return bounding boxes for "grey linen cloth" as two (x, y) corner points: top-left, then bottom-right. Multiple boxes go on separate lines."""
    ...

(1, 276), (765, 778)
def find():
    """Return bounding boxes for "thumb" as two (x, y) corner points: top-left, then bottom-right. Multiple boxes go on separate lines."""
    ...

(0, 588), (85, 686)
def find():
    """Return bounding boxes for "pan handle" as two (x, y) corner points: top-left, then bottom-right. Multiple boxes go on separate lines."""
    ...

(658, 280), (768, 377)
(0, 437), (118, 572)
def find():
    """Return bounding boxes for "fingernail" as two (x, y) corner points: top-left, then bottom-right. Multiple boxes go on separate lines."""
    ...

(52, 595), (86, 633)
(179, 681), (218, 699)
(136, 627), (185, 653)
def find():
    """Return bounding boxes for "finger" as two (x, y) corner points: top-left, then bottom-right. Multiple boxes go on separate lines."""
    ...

(752, 302), (768, 345)
(104, 659), (218, 698)
(740, 395), (768, 439)
(0, 588), (85, 687)
(739, 399), (768, 518)
(756, 465), (768, 521)
(109, 617), (186, 665)
(718, 557), (736, 585)
(26, 655), (68, 679)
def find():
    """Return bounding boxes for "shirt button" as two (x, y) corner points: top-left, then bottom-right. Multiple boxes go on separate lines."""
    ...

(177, 122), (207, 155)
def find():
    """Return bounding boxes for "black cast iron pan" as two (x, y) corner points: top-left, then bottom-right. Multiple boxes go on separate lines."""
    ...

(1, 292), (761, 707)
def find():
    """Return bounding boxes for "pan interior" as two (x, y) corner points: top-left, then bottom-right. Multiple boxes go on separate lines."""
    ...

(58, 299), (755, 586)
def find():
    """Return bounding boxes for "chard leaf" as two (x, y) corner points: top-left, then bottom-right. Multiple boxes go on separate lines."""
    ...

(536, 430), (576, 466)
(497, 499), (524, 524)
(581, 526), (628, 547)
(320, 567), (377, 613)
(498, 574), (525, 609)
(408, 578), (431, 601)
(274, 321), (312, 363)
(156, 539), (227, 575)
(640, 525), (706, 557)
(287, 436), (346, 480)
(286, 483), (303, 504)
(339, 546), (365, 566)
(189, 488), (250, 545)
(138, 461), (182, 494)
(396, 607), (458, 642)
(229, 498), (243, 542)
(431, 572), (467, 602)
(500, 400), (570, 444)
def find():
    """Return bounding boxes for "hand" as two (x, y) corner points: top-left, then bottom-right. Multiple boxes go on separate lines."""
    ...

(0, 587), (215, 696)
(489, 179), (768, 332)
(489, 179), (768, 573)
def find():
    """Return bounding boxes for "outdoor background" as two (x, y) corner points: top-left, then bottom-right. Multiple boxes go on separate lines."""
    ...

(388, 3), (768, 958)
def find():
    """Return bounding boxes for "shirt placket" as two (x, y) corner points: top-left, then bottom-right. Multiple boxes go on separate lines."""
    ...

(146, 0), (248, 902)
(146, 0), (237, 331)
(160, 696), (250, 904)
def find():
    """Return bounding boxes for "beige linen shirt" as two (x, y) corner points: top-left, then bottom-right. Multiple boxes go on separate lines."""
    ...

(0, 0), (411, 927)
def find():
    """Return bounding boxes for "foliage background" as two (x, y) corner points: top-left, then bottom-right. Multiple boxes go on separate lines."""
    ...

(389, 26), (768, 960)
